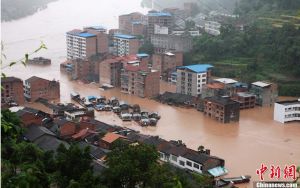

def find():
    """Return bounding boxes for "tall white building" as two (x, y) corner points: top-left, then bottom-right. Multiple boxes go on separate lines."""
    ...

(66, 29), (97, 60)
(274, 99), (300, 124)
(113, 34), (139, 57)
(176, 64), (213, 97)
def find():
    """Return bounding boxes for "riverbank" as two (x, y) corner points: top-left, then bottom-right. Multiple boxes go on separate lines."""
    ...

(1, 0), (58, 22)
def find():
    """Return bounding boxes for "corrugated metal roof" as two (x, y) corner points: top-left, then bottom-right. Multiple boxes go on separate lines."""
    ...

(177, 64), (213, 73)
(114, 34), (136, 39)
(215, 78), (238, 84)
(252, 81), (271, 88)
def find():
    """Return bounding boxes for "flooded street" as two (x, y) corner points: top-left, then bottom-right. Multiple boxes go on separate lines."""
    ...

(2, 0), (300, 185)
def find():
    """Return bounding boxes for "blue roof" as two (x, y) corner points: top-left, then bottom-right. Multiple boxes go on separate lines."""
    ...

(136, 53), (149, 58)
(114, 34), (136, 39)
(233, 82), (248, 88)
(78, 32), (96, 38)
(147, 12), (172, 17)
(87, 96), (96, 100)
(177, 64), (213, 73)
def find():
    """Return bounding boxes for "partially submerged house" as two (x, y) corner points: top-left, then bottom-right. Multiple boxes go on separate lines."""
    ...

(250, 81), (278, 107)
(204, 96), (240, 123)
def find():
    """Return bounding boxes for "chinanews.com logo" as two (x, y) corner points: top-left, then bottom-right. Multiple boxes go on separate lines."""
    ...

(254, 164), (299, 188)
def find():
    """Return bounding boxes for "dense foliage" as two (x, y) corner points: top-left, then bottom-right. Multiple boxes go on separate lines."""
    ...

(1, 0), (57, 22)
(1, 110), (214, 187)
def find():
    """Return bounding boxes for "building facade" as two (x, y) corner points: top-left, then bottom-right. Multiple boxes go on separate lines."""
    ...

(250, 81), (278, 106)
(204, 96), (240, 123)
(232, 92), (256, 109)
(113, 34), (140, 57)
(119, 12), (146, 35)
(99, 58), (124, 87)
(147, 11), (173, 38)
(121, 65), (160, 98)
(150, 33), (192, 53)
(24, 76), (60, 102)
(66, 27), (108, 60)
(176, 64), (213, 97)
(152, 52), (183, 81)
(274, 99), (300, 124)
(1, 77), (25, 105)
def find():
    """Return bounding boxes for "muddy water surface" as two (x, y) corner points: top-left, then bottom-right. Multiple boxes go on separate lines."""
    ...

(2, 0), (300, 185)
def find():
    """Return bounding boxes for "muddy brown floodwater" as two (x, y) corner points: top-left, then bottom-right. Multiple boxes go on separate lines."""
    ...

(4, 63), (300, 187)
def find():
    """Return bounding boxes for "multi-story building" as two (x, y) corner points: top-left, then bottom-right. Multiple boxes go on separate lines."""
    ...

(176, 64), (213, 97)
(99, 58), (124, 87)
(204, 21), (221, 36)
(24, 76), (60, 102)
(232, 92), (256, 109)
(172, 30), (200, 37)
(113, 34), (140, 57)
(250, 81), (278, 106)
(121, 62), (160, 98)
(83, 26), (109, 54)
(147, 11), (173, 38)
(204, 96), (240, 123)
(119, 12), (146, 35)
(66, 26), (108, 60)
(1, 77), (25, 105)
(152, 51), (183, 81)
(99, 54), (150, 87)
(150, 33), (192, 53)
(70, 57), (103, 82)
(274, 99), (300, 124)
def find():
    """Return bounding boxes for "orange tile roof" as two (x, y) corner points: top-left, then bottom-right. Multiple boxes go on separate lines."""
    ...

(101, 132), (126, 144)
(206, 82), (224, 89)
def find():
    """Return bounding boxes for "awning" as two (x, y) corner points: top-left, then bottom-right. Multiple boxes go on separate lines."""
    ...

(208, 166), (228, 177)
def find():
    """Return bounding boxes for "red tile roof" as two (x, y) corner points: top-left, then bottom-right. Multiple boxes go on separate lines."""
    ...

(72, 128), (97, 140)
(101, 132), (125, 144)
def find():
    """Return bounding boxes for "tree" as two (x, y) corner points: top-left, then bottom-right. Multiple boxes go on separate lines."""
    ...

(138, 40), (154, 55)
(104, 143), (159, 188)
(54, 144), (93, 187)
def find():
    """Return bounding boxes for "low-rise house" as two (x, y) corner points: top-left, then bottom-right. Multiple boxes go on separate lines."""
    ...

(72, 128), (97, 140)
(141, 136), (226, 175)
(16, 107), (49, 127)
(23, 124), (69, 151)
(64, 108), (94, 121)
(99, 132), (127, 149)
(204, 96), (240, 123)
(1, 77), (25, 106)
(250, 81), (278, 106)
(54, 118), (78, 138)
(176, 64), (213, 97)
(274, 99), (300, 124)
(24, 76), (60, 102)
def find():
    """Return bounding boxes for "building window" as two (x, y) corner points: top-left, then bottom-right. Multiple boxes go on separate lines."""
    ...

(194, 163), (200, 169)
(171, 155), (177, 162)
(186, 161), (192, 167)
(179, 160), (185, 166)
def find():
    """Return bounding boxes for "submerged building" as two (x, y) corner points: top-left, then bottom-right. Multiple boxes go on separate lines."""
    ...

(274, 99), (300, 124)
(204, 96), (240, 123)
